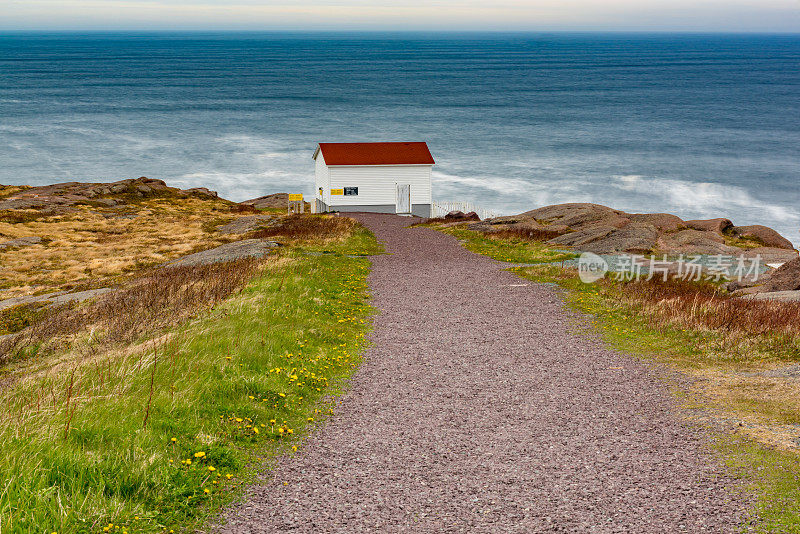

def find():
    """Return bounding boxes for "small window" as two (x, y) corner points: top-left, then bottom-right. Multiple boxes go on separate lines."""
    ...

(344, 187), (358, 196)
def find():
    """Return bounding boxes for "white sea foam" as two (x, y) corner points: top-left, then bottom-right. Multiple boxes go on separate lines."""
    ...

(610, 174), (800, 223)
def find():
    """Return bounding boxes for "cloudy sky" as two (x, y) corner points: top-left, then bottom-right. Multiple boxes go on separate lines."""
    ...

(1, 0), (799, 31)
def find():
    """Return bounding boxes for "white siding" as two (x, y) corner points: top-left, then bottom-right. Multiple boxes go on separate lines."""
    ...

(326, 165), (432, 206)
(314, 152), (330, 205)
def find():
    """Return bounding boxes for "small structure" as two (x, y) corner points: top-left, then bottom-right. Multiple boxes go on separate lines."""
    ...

(313, 142), (435, 217)
(287, 193), (304, 214)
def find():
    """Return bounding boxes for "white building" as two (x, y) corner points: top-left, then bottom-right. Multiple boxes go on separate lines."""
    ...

(313, 142), (434, 217)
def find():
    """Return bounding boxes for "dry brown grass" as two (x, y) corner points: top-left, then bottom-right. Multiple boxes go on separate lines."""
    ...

(0, 184), (28, 201)
(0, 256), (269, 366)
(486, 227), (564, 242)
(619, 278), (800, 338)
(0, 197), (277, 300)
(249, 214), (356, 242)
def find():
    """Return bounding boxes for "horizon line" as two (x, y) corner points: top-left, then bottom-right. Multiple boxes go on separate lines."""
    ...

(1, 29), (800, 35)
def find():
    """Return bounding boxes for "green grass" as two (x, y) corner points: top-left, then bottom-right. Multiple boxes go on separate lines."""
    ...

(720, 434), (800, 532)
(427, 225), (577, 264)
(0, 229), (382, 533)
(432, 224), (800, 533)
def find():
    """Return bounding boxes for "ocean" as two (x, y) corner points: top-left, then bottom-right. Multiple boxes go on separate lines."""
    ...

(1, 32), (799, 243)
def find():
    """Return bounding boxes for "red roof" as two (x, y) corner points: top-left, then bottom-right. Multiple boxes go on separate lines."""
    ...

(316, 142), (435, 166)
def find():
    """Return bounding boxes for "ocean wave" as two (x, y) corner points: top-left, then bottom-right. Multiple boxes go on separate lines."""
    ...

(609, 174), (800, 223)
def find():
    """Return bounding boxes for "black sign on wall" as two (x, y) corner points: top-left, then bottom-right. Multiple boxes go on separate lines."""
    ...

(343, 187), (359, 196)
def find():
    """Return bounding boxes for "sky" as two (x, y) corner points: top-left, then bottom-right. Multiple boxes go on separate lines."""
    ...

(1, 0), (799, 32)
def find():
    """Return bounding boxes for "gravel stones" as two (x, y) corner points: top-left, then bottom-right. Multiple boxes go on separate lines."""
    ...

(219, 213), (745, 533)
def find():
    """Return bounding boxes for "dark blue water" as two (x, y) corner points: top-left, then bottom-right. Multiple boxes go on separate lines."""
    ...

(1, 32), (799, 242)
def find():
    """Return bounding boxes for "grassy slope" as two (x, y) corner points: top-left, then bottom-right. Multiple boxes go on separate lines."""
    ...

(432, 224), (800, 533)
(0, 225), (382, 533)
(421, 224), (577, 264)
(0, 196), (262, 301)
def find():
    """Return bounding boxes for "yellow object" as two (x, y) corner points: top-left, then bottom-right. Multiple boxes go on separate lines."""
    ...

(330, 188), (344, 195)
(288, 193), (303, 201)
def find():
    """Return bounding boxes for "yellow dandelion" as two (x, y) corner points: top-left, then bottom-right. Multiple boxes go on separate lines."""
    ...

(208, 466), (216, 472)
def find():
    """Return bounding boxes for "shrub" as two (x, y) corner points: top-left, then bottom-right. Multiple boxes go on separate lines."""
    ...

(618, 277), (800, 337)
(0, 258), (264, 364)
(486, 227), (563, 242)
(249, 214), (355, 241)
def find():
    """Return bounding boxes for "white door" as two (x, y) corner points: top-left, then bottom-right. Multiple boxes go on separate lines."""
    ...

(396, 184), (411, 214)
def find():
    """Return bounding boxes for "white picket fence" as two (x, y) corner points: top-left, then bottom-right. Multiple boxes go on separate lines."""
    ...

(431, 200), (499, 220)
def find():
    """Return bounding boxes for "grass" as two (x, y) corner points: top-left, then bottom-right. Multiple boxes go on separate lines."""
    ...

(0, 259), (262, 366)
(0, 185), (29, 201)
(0, 216), (383, 533)
(427, 222), (800, 532)
(420, 223), (577, 264)
(0, 196), (276, 301)
(249, 213), (359, 242)
(0, 303), (48, 336)
(720, 434), (800, 532)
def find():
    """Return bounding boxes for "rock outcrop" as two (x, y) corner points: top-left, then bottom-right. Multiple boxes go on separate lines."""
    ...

(0, 177), (220, 214)
(729, 225), (794, 249)
(214, 215), (274, 235)
(443, 210), (480, 221)
(166, 239), (280, 267)
(684, 218), (733, 236)
(473, 203), (797, 258)
(733, 257), (800, 296)
(241, 193), (311, 211)
(0, 236), (42, 250)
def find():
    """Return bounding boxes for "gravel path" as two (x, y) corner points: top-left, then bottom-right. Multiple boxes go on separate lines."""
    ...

(220, 213), (745, 533)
